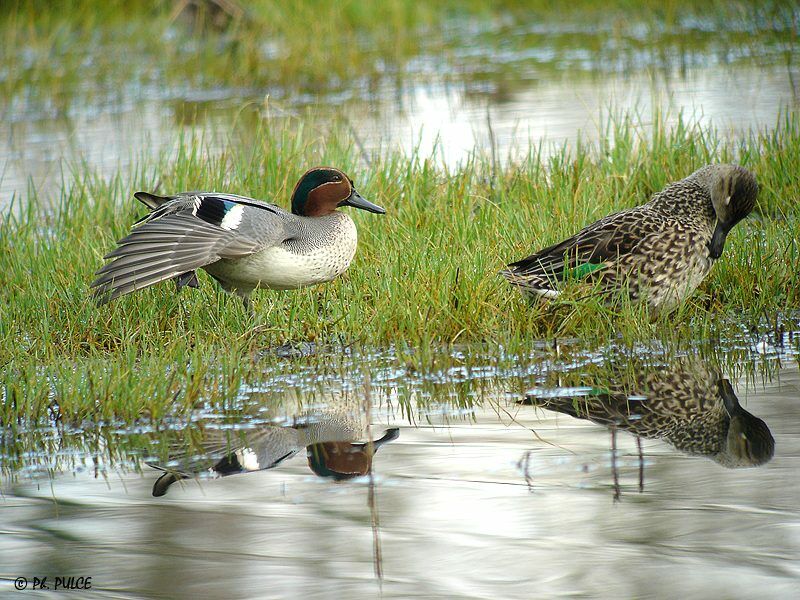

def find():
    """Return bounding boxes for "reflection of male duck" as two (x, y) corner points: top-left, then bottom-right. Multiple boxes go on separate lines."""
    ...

(149, 411), (399, 496)
(525, 359), (774, 468)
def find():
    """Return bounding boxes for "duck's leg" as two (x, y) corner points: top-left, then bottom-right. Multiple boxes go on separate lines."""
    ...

(174, 271), (200, 292)
(610, 424), (620, 502)
(210, 275), (255, 318)
(636, 436), (644, 493)
(174, 272), (200, 322)
(230, 287), (255, 318)
(239, 293), (253, 316)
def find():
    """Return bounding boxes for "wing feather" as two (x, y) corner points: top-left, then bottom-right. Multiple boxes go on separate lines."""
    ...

(92, 204), (276, 303)
(506, 206), (664, 283)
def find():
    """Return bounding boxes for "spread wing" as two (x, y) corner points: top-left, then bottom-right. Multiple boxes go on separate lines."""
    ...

(503, 206), (667, 290)
(147, 426), (302, 496)
(92, 192), (290, 303)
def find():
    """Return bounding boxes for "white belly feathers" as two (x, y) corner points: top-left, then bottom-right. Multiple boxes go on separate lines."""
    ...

(207, 215), (359, 291)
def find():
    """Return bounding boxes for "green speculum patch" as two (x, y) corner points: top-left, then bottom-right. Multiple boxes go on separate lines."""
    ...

(564, 261), (606, 280)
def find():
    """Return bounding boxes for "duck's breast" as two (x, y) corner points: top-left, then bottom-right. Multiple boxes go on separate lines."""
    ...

(636, 220), (715, 311)
(210, 213), (359, 290)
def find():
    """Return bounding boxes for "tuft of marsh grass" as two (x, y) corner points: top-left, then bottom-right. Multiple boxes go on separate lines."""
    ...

(1, 109), (799, 426)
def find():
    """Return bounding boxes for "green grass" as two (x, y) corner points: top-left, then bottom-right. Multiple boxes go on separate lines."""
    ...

(2, 333), (795, 480)
(2, 0), (797, 115)
(2, 0), (799, 483)
(1, 109), (799, 430)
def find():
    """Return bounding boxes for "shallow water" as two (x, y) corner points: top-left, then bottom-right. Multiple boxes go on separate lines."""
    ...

(2, 10), (798, 207)
(3, 7), (800, 597)
(2, 333), (799, 598)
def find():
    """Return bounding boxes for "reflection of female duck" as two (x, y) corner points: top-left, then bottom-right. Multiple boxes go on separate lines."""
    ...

(149, 410), (399, 496)
(526, 360), (774, 468)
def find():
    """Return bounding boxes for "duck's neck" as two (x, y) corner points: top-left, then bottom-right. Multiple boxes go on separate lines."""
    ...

(648, 180), (716, 223)
(295, 415), (364, 446)
(292, 211), (356, 247)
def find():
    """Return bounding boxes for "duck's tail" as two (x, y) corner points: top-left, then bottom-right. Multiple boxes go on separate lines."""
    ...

(500, 266), (561, 299)
(133, 191), (172, 210)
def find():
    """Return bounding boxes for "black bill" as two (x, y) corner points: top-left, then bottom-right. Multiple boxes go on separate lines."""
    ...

(340, 190), (386, 214)
(708, 221), (729, 259)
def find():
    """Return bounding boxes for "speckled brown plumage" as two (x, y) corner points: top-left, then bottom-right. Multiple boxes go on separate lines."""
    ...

(525, 358), (774, 468)
(503, 164), (759, 312)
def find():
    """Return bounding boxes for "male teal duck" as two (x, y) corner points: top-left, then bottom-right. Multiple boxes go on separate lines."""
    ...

(525, 357), (774, 468)
(148, 403), (400, 496)
(502, 164), (758, 312)
(91, 167), (385, 308)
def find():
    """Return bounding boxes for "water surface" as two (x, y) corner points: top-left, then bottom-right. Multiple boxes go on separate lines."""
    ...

(3, 7), (800, 597)
(2, 9), (798, 207)
(2, 334), (799, 598)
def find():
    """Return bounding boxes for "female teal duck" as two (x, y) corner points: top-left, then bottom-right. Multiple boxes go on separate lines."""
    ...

(92, 167), (385, 308)
(502, 164), (758, 312)
(525, 357), (774, 468)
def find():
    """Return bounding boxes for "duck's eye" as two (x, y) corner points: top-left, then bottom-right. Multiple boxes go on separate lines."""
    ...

(332, 175), (342, 181)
